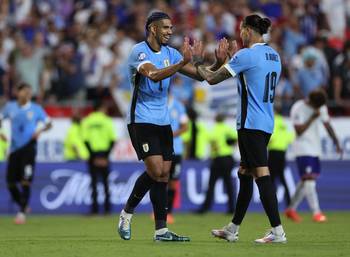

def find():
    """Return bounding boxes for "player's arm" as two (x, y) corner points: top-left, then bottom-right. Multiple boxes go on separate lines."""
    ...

(294, 111), (319, 136)
(194, 39), (239, 85)
(138, 38), (192, 82)
(173, 119), (189, 138)
(197, 65), (232, 85)
(323, 122), (342, 155)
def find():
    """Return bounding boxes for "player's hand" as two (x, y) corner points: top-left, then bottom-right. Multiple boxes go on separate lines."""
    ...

(181, 37), (192, 65)
(227, 40), (238, 59)
(311, 110), (320, 120)
(0, 134), (7, 141)
(192, 39), (205, 66)
(336, 145), (343, 159)
(93, 157), (109, 167)
(215, 38), (229, 65)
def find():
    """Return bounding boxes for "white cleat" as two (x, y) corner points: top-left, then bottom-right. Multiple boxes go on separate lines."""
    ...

(254, 230), (287, 244)
(14, 212), (26, 225)
(211, 224), (239, 242)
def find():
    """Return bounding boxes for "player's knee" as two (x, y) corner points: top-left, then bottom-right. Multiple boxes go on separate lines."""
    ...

(21, 180), (31, 186)
(7, 183), (16, 189)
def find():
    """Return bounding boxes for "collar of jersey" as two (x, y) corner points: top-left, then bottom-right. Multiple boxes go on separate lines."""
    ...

(145, 40), (161, 54)
(17, 101), (31, 110)
(250, 42), (267, 48)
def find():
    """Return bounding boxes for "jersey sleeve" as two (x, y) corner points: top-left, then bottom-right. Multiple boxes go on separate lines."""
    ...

(319, 105), (330, 122)
(224, 49), (253, 77)
(290, 102), (304, 125)
(36, 105), (49, 123)
(128, 45), (152, 72)
(178, 103), (189, 124)
(0, 102), (10, 120)
(169, 47), (183, 65)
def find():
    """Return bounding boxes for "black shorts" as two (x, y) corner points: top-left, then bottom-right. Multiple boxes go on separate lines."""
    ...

(169, 155), (182, 180)
(127, 123), (174, 161)
(238, 129), (271, 169)
(6, 141), (36, 184)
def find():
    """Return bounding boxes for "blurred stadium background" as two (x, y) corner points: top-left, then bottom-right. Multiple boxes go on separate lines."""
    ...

(0, 1), (350, 254)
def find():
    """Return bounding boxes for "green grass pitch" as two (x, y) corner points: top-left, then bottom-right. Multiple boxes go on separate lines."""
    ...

(1, 212), (350, 257)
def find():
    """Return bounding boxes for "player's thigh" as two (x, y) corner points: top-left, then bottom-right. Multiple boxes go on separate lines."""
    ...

(160, 125), (174, 162)
(6, 151), (21, 185)
(128, 123), (163, 161)
(169, 155), (182, 181)
(21, 145), (36, 183)
(144, 155), (165, 179)
(237, 129), (271, 170)
(296, 156), (321, 179)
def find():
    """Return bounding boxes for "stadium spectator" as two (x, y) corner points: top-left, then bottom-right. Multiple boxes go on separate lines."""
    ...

(14, 41), (45, 101)
(293, 48), (327, 99)
(285, 89), (342, 223)
(0, 83), (52, 224)
(195, 113), (237, 214)
(82, 100), (116, 215)
(54, 43), (85, 101)
(332, 40), (350, 115)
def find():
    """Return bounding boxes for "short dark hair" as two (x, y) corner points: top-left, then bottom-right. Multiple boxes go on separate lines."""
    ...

(17, 82), (31, 91)
(145, 12), (171, 32)
(309, 89), (327, 108)
(242, 14), (271, 35)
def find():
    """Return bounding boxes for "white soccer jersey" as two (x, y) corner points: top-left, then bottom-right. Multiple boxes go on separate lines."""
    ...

(290, 100), (330, 157)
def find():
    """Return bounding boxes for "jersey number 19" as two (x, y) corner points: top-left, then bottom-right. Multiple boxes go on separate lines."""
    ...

(263, 72), (277, 103)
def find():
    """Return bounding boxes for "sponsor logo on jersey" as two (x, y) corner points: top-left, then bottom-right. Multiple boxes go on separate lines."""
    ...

(138, 52), (146, 61)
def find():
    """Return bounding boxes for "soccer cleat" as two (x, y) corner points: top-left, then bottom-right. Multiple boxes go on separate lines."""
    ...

(14, 212), (26, 225)
(118, 210), (132, 240)
(154, 231), (190, 242)
(254, 230), (287, 244)
(285, 208), (302, 223)
(313, 212), (327, 223)
(211, 224), (239, 242)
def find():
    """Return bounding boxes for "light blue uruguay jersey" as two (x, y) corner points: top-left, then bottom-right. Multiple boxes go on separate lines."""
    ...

(126, 41), (183, 125)
(0, 101), (49, 152)
(169, 97), (188, 155)
(224, 43), (281, 134)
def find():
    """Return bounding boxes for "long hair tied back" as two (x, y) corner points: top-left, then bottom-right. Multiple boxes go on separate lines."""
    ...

(243, 14), (271, 35)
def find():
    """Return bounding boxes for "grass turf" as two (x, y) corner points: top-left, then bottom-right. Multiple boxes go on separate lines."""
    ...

(1, 212), (350, 257)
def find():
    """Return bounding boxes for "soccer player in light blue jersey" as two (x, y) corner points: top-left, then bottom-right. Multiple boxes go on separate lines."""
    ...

(166, 94), (188, 223)
(0, 83), (52, 224)
(193, 14), (287, 243)
(118, 12), (221, 242)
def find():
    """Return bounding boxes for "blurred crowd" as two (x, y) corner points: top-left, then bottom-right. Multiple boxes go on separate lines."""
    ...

(1, 0), (350, 116)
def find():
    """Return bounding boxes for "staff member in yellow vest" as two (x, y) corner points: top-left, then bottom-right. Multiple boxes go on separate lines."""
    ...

(182, 108), (209, 160)
(195, 113), (237, 214)
(268, 109), (294, 207)
(64, 111), (89, 161)
(0, 127), (8, 161)
(82, 101), (116, 214)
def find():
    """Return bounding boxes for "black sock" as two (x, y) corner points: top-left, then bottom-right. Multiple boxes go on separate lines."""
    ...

(256, 175), (281, 227)
(167, 188), (175, 214)
(232, 173), (253, 225)
(8, 184), (22, 207)
(21, 184), (31, 212)
(124, 172), (155, 214)
(150, 182), (168, 230)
